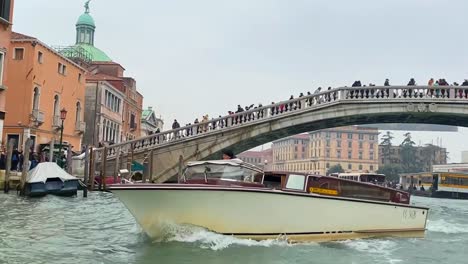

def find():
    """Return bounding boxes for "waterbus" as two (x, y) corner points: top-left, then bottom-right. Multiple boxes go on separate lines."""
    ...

(432, 172), (468, 199)
(331, 173), (386, 185)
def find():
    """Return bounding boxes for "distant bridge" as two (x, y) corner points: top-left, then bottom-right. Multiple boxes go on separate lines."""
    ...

(90, 85), (468, 183)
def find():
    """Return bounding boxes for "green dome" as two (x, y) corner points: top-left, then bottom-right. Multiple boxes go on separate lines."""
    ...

(75, 43), (111, 61)
(76, 13), (95, 27)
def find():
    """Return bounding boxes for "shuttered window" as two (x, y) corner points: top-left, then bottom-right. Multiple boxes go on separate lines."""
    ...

(0, 0), (11, 22)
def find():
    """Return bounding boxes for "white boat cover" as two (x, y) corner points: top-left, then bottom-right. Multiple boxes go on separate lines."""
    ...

(186, 159), (263, 172)
(186, 159), (245, 167)
(27, 162), (77, 183)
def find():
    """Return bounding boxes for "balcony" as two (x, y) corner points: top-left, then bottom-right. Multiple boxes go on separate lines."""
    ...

(75, 121), (86, 133)
(31, 109), (44, 124)
(52, 115), (61, 128)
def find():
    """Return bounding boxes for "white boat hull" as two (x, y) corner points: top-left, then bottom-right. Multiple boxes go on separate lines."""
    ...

(111, 185), (429, 242)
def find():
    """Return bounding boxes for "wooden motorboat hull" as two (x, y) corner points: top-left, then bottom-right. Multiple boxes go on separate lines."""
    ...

(110, 184), (429, 242)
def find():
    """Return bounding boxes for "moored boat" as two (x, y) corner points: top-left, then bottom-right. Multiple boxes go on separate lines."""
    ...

(25, 162), (79, 197)
(109, 159), (428, 242)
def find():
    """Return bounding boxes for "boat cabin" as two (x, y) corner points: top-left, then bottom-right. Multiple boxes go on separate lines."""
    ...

(181, 159), (409, 204)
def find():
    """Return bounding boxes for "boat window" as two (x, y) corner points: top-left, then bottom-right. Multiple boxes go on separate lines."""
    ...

(286, 174), (306, 190)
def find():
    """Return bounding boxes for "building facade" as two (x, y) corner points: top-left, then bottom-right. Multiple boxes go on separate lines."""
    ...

(3, 32), (86, 152)
(0, 0), (14, 144)
(237, 148), (273, 170)
(271, 126), (379, 175)
(141, 106), (164, 136)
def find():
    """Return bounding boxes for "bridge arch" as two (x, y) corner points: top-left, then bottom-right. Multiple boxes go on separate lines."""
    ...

(95, 85), (468, 182)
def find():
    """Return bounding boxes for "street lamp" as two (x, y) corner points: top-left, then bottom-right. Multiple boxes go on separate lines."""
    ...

(58, 108), (67, 167)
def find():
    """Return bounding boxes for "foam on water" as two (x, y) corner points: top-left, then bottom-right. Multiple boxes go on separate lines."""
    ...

(152, 223), (293, 250)
(426, 219), (468, 234)
(339, 239), (402, 264)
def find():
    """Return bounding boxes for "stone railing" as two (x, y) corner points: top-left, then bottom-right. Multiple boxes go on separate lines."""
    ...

(93, 85), (468, 160)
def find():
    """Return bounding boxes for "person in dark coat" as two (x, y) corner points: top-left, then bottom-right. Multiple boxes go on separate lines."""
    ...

(222, 149), (236, 160)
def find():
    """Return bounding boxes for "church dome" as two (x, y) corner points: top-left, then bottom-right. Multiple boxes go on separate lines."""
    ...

(76, 12), (95, 28)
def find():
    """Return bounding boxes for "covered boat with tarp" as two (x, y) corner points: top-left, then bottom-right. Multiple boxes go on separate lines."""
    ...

(25, 162), (79, 197)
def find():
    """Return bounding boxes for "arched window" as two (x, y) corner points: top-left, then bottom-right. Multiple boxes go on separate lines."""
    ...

(53, 95), (60, 117)
(32, 87), (40, 110)
(75, 101), (81, 123)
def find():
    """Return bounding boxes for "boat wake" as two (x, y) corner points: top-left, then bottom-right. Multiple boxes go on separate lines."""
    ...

(151, 223), (292, 250)
(426, 219), (468, 234)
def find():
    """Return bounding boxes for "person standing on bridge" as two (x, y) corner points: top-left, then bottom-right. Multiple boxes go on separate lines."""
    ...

(172, 119), (180, 139)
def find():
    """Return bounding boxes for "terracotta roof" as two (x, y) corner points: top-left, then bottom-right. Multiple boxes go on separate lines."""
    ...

(292, 134), (310, 140)
(86, 73), (123, 81)
(11, 32), (37, 40)
(90, 61), (125, 69)
(239, 149), (273, 158)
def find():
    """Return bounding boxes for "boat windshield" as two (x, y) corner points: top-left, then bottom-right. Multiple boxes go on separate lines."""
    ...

(184, 164), (263, 183)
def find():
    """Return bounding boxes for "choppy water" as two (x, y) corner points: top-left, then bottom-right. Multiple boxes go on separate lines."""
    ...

(1, 192), (467, 264)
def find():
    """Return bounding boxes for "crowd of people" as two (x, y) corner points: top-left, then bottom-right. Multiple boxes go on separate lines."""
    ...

(0, 147), (41, 171)
(141, 78), (468, 144)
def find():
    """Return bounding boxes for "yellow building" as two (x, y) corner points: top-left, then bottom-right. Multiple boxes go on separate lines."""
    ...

(272, 126), (379, 175)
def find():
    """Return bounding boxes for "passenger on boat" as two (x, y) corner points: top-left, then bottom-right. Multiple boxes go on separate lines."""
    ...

(222, 149), (236, 160)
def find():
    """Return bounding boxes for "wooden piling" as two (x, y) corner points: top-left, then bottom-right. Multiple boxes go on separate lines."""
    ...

(113, 146), (120, 184)
(101, 147), (108, 190)
(148, 149), (154, 183)
(89, 147), (95, 191)
(129, 144), (134, 177)
(83, 145), (89, 197)
(142, 154), (148, 183)
(4, 138), (15, 193)
(178, 155), (184, 182)
(49, 139), (54, 162)
(20, 138), (32, 195)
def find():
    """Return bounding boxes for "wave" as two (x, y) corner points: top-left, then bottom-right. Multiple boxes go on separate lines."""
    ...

(152, 223), (293, 250)
(426, 219), (468, 234)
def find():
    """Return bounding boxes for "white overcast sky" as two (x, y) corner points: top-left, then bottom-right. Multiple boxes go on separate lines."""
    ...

(11, 0), (468, 162)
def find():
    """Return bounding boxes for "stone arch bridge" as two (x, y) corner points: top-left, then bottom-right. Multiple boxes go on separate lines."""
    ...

(90, 85), (468, 183)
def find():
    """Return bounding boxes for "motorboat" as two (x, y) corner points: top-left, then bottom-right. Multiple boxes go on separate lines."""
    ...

(109, 159), (429, 242)
(25, 162), (79, 197)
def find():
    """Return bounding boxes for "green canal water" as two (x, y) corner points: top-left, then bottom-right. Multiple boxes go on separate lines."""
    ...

(1, 192), (467, 264)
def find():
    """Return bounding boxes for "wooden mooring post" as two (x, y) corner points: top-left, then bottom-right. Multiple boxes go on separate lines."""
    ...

(19, 138), (33, 196)
(89, 147), (95, 191)
(177, 155), (184, 182)
(148, 149), (154, 183)
(101, 146), (108, 191)
(113, 146), (120, 184)
(4, 138), (15, 193)
(83, 145), (89, 197)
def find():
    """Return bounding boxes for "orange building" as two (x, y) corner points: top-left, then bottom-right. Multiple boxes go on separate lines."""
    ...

(3, 32), (86, 152)
(0, 0), (14, 144)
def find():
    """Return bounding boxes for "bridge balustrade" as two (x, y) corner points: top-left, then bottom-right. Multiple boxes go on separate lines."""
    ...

(93, 85), (468, 162)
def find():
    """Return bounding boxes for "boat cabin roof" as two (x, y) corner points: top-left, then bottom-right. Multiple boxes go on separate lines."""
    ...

(186, 159), (263, 172)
